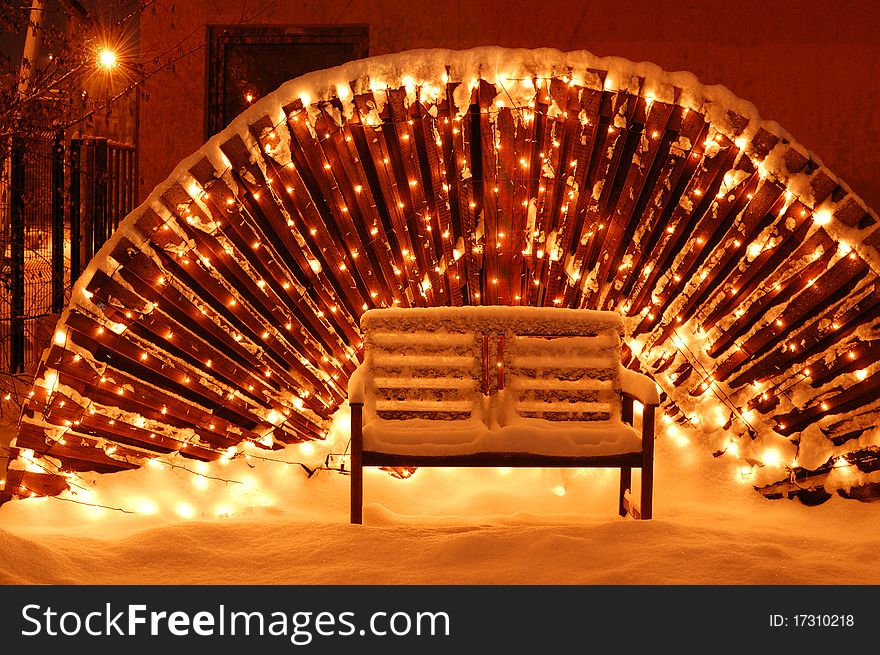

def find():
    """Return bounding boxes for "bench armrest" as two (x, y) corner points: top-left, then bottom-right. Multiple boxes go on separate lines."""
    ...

(620, 366), (660, 406)
(348, 361), (368, 405)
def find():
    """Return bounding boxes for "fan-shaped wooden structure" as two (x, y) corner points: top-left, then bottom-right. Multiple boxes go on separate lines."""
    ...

(4, 48), (880, 506)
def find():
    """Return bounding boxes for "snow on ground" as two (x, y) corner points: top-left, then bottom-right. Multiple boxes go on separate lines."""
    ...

(1, 406), (878, 585)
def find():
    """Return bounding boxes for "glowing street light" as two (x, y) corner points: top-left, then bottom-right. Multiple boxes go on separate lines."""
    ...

(97, 47), (118, 70)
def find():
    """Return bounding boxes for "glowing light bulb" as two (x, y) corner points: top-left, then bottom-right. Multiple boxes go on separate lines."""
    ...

(132, 498), (158, 515)
(175, 502), (196, 519)
(762, 448), (782, 466)
(813, 210), (832, 225)
(97, 47), (117, 70)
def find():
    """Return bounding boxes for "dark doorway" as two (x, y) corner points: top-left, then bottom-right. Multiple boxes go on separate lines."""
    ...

(205, 25), (369, 139)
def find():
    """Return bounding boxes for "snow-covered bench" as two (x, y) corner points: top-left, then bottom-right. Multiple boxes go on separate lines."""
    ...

(347, 306), (660, 522)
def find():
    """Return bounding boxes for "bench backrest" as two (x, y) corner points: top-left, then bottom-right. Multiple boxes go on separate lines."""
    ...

(359, 306), (624, 426)
(502, 332), (621, 423)
(363, 327), (482, 421)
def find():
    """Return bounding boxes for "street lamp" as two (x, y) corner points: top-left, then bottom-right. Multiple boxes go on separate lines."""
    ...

(97, 47), (118, 70)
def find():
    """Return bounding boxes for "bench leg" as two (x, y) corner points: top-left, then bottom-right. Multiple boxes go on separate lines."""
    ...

(619, 467), (631, 517)
(640, 405), (655, 520)
(351, 459), (363, 525)
(640, 462), (653, 520)
(350, 402), (363, 525)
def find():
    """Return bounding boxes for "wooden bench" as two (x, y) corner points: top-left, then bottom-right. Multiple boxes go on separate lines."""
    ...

(347, 306), (661, 523)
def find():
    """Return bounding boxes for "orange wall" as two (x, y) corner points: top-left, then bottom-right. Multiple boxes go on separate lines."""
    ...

(139, 0), (880, 211)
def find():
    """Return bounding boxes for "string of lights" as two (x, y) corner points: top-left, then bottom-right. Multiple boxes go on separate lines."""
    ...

(4, 52), (880, 509)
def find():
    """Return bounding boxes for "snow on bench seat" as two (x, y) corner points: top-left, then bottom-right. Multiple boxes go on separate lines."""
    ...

(361, 419), (642, 458)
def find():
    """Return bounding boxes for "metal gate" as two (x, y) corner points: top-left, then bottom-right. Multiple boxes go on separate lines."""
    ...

(0, 135), (135, 375)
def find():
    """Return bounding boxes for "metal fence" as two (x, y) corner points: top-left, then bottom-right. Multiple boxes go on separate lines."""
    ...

(69, 138), (137, 283)
(0, 134), (136, 375)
